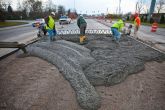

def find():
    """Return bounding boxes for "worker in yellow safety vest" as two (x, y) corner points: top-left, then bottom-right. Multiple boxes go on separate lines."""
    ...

(111, 18), (125, 44)
(44, 12), (56, 42)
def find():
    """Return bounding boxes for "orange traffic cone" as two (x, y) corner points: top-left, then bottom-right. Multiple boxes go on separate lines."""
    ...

(151, 22), (158, 32)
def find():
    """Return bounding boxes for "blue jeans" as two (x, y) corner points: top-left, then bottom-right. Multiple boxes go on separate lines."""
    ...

(111, 27), (121, 41)
(47, 29), (56, 41)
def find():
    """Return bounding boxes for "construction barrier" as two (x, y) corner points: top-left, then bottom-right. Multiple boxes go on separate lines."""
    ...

(151, 22), (158, 32)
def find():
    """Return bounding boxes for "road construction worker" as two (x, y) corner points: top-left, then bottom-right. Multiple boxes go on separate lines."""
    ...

(111, 18), (125, 43)
(134, 13), (141, 37)
(77, 15), (87, 44)
(44, 12), (56, 42)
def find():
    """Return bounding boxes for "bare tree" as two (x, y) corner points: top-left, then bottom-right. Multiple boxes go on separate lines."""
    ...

(44, 0), (56, 13)
(0, 0), (6, 21)
(32, 1), (42, 12)
(58, 5), (65, 16)
(143, 2), (150, 14)
(135, 0), (144, 14)
(156, 0), (165, 13)
(67, 9), (70, 16)
(7, 4), (12, 13)
(17, 0), (22, 11)
(0, 0), (10, 11)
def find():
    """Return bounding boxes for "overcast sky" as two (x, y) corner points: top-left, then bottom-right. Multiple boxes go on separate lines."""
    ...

(8, 0), (151, 14)
(59, 0), (138, 14)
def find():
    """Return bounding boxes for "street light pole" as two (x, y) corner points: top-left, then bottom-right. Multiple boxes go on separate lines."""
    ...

(148, 0), (156, 21)
(74, 0), (75, 12)
(119, 0), (121, 14)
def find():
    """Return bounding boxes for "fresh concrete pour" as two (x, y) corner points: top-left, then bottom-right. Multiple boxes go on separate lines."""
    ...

(27, 35), (165, 110)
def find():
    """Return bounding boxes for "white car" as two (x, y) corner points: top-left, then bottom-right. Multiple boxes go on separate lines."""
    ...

(59, 16), (71, 25)
(32, 18), (47, 37)
(32, 18), (45, 27)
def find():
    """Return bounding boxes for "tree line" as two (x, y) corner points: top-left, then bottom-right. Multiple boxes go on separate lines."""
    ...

(105, 0), (165, 24)
(0, 0), (78, 21)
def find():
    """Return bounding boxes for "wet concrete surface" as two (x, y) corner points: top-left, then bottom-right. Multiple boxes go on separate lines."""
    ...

(25, 34), (165, 109)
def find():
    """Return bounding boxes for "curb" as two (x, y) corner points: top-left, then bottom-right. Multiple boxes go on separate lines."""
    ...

(0, 49), (19, 60)
(129, 36), (165, 54)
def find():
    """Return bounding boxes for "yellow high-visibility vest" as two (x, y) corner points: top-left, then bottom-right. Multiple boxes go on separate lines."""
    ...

(46, 16), (55, 30)
(112, 19), (124, 31)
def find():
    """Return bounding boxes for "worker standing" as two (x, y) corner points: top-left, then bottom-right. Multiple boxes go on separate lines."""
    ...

(44, 12), (56, 42)
(77, 15), (87, 44)
(111, 18), (125, 44)
(134, 13), (141, 38)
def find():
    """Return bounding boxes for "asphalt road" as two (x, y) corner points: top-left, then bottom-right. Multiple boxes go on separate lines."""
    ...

(0, 23), (38, 58)
(0, 25), (38, 43)
(0, 19), (110, 42)
(59, 19), (109, 30)
(0, 19), (110, 58)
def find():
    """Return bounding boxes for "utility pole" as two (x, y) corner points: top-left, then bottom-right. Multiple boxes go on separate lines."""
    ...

(116, 7), (118, 14)
(107, 8), (108, 14)
(148, 0), (156, 21)
(74, 0), (75, 12)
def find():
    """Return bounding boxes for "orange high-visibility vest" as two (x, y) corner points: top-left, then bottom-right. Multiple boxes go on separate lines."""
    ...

(134, 17), (141, 27)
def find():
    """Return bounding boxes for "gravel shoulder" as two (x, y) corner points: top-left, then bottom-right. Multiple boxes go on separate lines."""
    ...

(0, 55), (81, 110)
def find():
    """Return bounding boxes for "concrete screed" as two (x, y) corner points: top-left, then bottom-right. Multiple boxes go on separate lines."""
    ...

(25, 34), (165, 110)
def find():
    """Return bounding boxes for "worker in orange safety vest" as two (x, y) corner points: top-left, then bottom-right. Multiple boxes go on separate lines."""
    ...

(134, 13), (141, 38)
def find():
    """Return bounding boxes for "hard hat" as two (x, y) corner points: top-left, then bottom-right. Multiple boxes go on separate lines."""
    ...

(51, 12), (55, 16)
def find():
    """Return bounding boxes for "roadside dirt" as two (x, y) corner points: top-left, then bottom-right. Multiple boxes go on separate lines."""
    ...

(0, 54), (165, 110)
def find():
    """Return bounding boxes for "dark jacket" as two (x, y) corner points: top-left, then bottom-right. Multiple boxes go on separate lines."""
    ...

(77, 16), (87, 28)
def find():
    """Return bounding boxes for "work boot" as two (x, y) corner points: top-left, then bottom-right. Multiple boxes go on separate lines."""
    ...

(48, 37), (51, 43)
(80, 36), (84, 44)
(52, 37), (56, 41)
(50, 37), (54, 41)
(83, 36), (87, 41)
(116, 40), (119, 44)
(83, 36), (88, 44)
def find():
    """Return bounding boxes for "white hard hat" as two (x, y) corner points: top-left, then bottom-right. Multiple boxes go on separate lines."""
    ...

(51, 12), (55, 16)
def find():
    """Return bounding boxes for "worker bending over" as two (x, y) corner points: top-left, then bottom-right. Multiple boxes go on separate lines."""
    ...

(111, 18), (125, 43)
